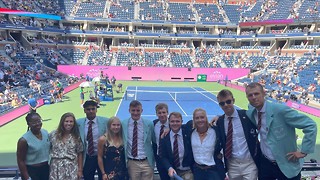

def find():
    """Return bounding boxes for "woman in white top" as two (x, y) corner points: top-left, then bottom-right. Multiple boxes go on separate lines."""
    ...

(191, 108), (225, 180)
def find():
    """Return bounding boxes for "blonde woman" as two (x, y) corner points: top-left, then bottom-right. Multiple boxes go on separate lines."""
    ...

(98, 117), (128, 180)
(191, 108), (225, 180)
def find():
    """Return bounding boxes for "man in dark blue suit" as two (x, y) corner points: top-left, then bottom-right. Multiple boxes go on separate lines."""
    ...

(216, 89), (259, 180)
(152, 103), (170, 180)
(160, 112), (194, 180)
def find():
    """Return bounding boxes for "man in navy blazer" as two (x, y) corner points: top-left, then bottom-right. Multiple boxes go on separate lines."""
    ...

(216, 89), (259, 180)
(152, 103), (170, 180)
(160, 112), (194, 180)
(77, 100), (109, 180)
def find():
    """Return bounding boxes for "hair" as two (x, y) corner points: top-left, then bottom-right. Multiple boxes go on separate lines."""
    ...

(129, 100), (142, 108)
(192, 108), (209, 129)
(245, 82), (264, 93)
(105, 116), (123, 146)
(56, 112), (80, 141)
(155, 103), (168, 112)
(83, 100), (98, 108)
(25, 112), (41, 131)
(217, 89), (234, 100)
(168, 112), (182, 121)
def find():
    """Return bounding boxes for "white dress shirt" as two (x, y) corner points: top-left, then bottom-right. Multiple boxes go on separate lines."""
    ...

(127, 118), (146, 159)
(85, 117), (99, 155)
(255, 102), (275, 161)
(191, 128), (216, 166)
(224, 111), (251, 160)
(170, 129), (189, 170)
(154, 120), (169, 155)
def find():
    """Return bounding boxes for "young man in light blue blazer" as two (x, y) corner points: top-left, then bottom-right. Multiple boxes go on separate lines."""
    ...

(77, 100), (109, 180)
(245, 82), (317, 180)
(121, 100), (155, 180)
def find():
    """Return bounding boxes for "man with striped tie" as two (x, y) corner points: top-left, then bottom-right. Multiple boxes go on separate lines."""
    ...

(160, 112), (194, 180)
(216, 89), (259, 180)
(245, 82), (317, 180)
(152, 103), (170, 180)
(121, 100), (155, 180)
(77, 100), (109, 180)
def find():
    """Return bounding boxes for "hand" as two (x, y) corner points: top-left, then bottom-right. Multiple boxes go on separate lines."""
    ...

(286, 151), (307, 162)
(168, 168), (176, 177)
(161, 128), (170, 138)
(102, 173), (108, 180)
(77, 170), (83, 180)
(210, 116), (219, 126)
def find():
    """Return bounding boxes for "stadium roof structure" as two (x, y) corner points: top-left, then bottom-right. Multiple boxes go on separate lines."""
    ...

(0, 8), (61, 21)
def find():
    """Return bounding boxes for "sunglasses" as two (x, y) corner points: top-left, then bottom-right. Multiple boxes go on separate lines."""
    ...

(219, 99), (232, 106)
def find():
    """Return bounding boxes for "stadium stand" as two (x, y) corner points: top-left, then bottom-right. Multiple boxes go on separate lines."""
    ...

(1, 0), (320, 178)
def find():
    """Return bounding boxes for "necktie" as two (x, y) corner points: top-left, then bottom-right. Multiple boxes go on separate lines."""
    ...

(158, 124), (165, 156)
(257, 111), (262, 131)
(132, 121), (138, 157)
(225, 117), (233, 159)
(173, 134), (180, 168)
(87, 120), (94, 156)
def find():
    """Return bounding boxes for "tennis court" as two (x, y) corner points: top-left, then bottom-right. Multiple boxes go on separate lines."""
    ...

(116, 86), (240, 121)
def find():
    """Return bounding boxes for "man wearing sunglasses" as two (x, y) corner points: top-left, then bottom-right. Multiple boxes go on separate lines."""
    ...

(215, 89), (260, 180)
(77, 100), (109, 180)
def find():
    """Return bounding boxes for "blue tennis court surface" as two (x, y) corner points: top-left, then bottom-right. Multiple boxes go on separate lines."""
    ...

(115, 86), (233, 122)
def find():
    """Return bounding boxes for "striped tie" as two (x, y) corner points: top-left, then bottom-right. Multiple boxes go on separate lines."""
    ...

(173, 134), (180, 168)
(158, 124), (165, 156)
(87, 120), (94, 156)
(132, 121), (138, 157)
(225, 117), (233, 159)
(257, 111), (262, 131)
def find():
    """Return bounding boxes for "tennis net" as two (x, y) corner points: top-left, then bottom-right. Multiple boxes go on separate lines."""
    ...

(124, 89), (219, 101)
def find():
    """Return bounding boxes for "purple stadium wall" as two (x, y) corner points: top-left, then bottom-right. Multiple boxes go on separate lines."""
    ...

(57, 66), (250, 81)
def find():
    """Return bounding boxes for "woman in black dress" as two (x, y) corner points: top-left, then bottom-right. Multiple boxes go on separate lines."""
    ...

(98, 116), (128, 180)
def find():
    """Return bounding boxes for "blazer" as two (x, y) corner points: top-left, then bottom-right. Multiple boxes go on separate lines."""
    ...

(246, 101), (317, 178)
(122, 117), (155, 168)
(216, 109), (260, 169)
(160, 127), (194, 171)
(77, 116), (109, 161)
(152, 119), (160, 159)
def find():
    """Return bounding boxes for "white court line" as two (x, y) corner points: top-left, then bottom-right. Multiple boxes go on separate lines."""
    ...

(191, 87), (242, 109)
(191, 87), (219, 103)
(169, 92), (188, 116)
(115, 87), (128, 116)
(135, 86), (138, 100)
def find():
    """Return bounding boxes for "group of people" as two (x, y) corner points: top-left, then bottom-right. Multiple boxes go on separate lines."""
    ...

(17, 82), (317, 180)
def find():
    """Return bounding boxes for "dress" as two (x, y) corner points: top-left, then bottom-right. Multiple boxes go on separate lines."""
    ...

(103, 141), (128, 180)
(49, 131), (83, 180)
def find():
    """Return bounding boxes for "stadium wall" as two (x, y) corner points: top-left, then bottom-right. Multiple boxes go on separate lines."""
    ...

(57, 66), (250, 81)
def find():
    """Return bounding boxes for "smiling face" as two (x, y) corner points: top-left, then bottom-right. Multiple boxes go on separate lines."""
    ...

(218, 95), (235, 116)
(169, 113), (182, 133)
(27, 114), (42, 134)
(110, 119), (121, 134)
(156, 107), (168, 124)
(129, 105), (143, 121)
(193, 109), (208, 130)
(63, 116), (75, 133)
